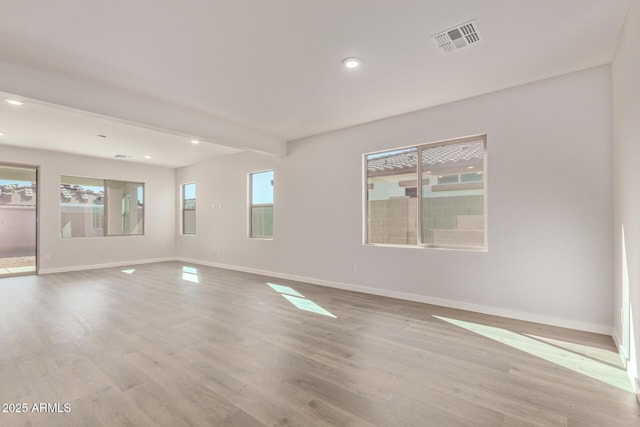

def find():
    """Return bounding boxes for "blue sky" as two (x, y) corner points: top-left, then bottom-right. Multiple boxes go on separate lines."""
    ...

(0, 179), (32, 186)
(184, 183), (196, 199)
(252, 171), (273, 204)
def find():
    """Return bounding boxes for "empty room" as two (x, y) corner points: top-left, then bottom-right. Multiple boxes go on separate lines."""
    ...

(1, 0), (639, 425)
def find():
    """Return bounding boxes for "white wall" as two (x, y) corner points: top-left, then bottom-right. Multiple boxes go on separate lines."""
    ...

(612, 0), (640, 387)
(176, 66), (613, 333)
(0, 145), (175, 272)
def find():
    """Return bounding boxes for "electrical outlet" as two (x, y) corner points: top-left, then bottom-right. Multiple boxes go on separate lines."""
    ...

(353, 264), (359, 274)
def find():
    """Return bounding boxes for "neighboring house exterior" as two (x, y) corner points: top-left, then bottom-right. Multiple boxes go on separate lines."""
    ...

(59, 183), (106, 238)
(60, 182), (144, 237)
(0, 182), (144, 259)
(0, 183), (36, 257)
(366, 140), (485, 247)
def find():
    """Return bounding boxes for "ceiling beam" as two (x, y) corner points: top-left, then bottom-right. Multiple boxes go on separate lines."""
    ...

(0, 59), (287, 157)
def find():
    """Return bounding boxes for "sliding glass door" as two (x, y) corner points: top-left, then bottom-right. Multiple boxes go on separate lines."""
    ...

(0, 164), (37, 276)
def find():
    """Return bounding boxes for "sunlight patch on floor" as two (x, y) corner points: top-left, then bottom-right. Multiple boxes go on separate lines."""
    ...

(267, 282), (304, 298)
(434, 315), (633, 392)
(281, 294), (337, 318)
(182, 266), (199, 283)
(268, 283), (336, 318)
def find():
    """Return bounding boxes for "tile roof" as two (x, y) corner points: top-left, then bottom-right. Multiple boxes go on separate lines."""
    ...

(0, 184), (143, 207)
(367, 140), (483, 173)
(0, 184), (37, 206)
(59, 184), (103, 205)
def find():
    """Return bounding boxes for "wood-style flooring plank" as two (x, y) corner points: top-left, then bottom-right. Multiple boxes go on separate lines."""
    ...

(0, 261), (637, 426)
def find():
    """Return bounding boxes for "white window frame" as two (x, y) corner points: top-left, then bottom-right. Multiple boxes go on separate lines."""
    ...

(181, 182), (196, 235)
(248, 170), (274, 239)
(60, 175), (145, 238)
(363, 134), (487, 251)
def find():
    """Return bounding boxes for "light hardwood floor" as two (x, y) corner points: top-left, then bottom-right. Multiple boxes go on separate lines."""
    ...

(0, 261), (638, 426)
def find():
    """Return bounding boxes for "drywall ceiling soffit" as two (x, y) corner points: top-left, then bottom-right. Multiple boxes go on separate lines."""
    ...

(0, 60), (287, 159)
(0, 0), (630, 161)
(0, 89), (247, 168)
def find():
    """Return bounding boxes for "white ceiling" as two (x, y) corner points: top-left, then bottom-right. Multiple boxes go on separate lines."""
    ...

(0, 0), (630, 167)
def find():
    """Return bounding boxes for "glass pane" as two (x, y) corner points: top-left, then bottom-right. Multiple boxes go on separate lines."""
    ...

(366, 148), (417, 245)
(461, 172), (483, 183)
(251, 171), (273, 204)
(183, 183), (196, 234)
(422, 140), (485, 248)
(106, 181), (144, 235)
(437, 174), (459, 184)
(183, 183), (196, 202)
(0, 165), (37, 274)
(183, 210), (196, 234)
(251, 206), (273, 238)
(60, 176), (105, 238)
(250, 171), (274, 238)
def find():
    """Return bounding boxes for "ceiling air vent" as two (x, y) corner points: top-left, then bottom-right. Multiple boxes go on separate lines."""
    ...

(113, 154), (130, 159)
(432, 20), (482, 54)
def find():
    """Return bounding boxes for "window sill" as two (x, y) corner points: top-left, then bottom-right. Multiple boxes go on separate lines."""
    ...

(364, 242), (487, 252)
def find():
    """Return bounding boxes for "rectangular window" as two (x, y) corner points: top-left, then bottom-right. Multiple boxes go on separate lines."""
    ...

(366, 148), (418, 245)
(249, 170), (274, 238)
(60, 176), (105, 238)
(182, 183), (196, 235)
(106, 181), (144, 235)
(365, 135), (486, 250)
(60, 176), (144, 238)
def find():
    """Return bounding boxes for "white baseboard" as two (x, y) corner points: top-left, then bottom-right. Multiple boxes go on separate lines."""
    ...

(176, 257), (613, 335)
(38, 257), (175, 274)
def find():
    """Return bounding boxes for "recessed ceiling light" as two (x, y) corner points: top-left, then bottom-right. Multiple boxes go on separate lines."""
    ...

(342, 57), (361, 69)
(191, 139), (199, 144)
(97, 134), (107, 138)
(0, 132), (4, 136)
(144, 155), (152, 159)
(5, 98), (24, 106)
(467, 166), (474, 169)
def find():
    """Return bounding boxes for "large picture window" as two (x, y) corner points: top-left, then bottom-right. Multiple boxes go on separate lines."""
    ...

(249, 170), (274, 238)
(182, 183), (196, 235)
(365, 135), (486, 250)
(60, 176), (144, 238)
